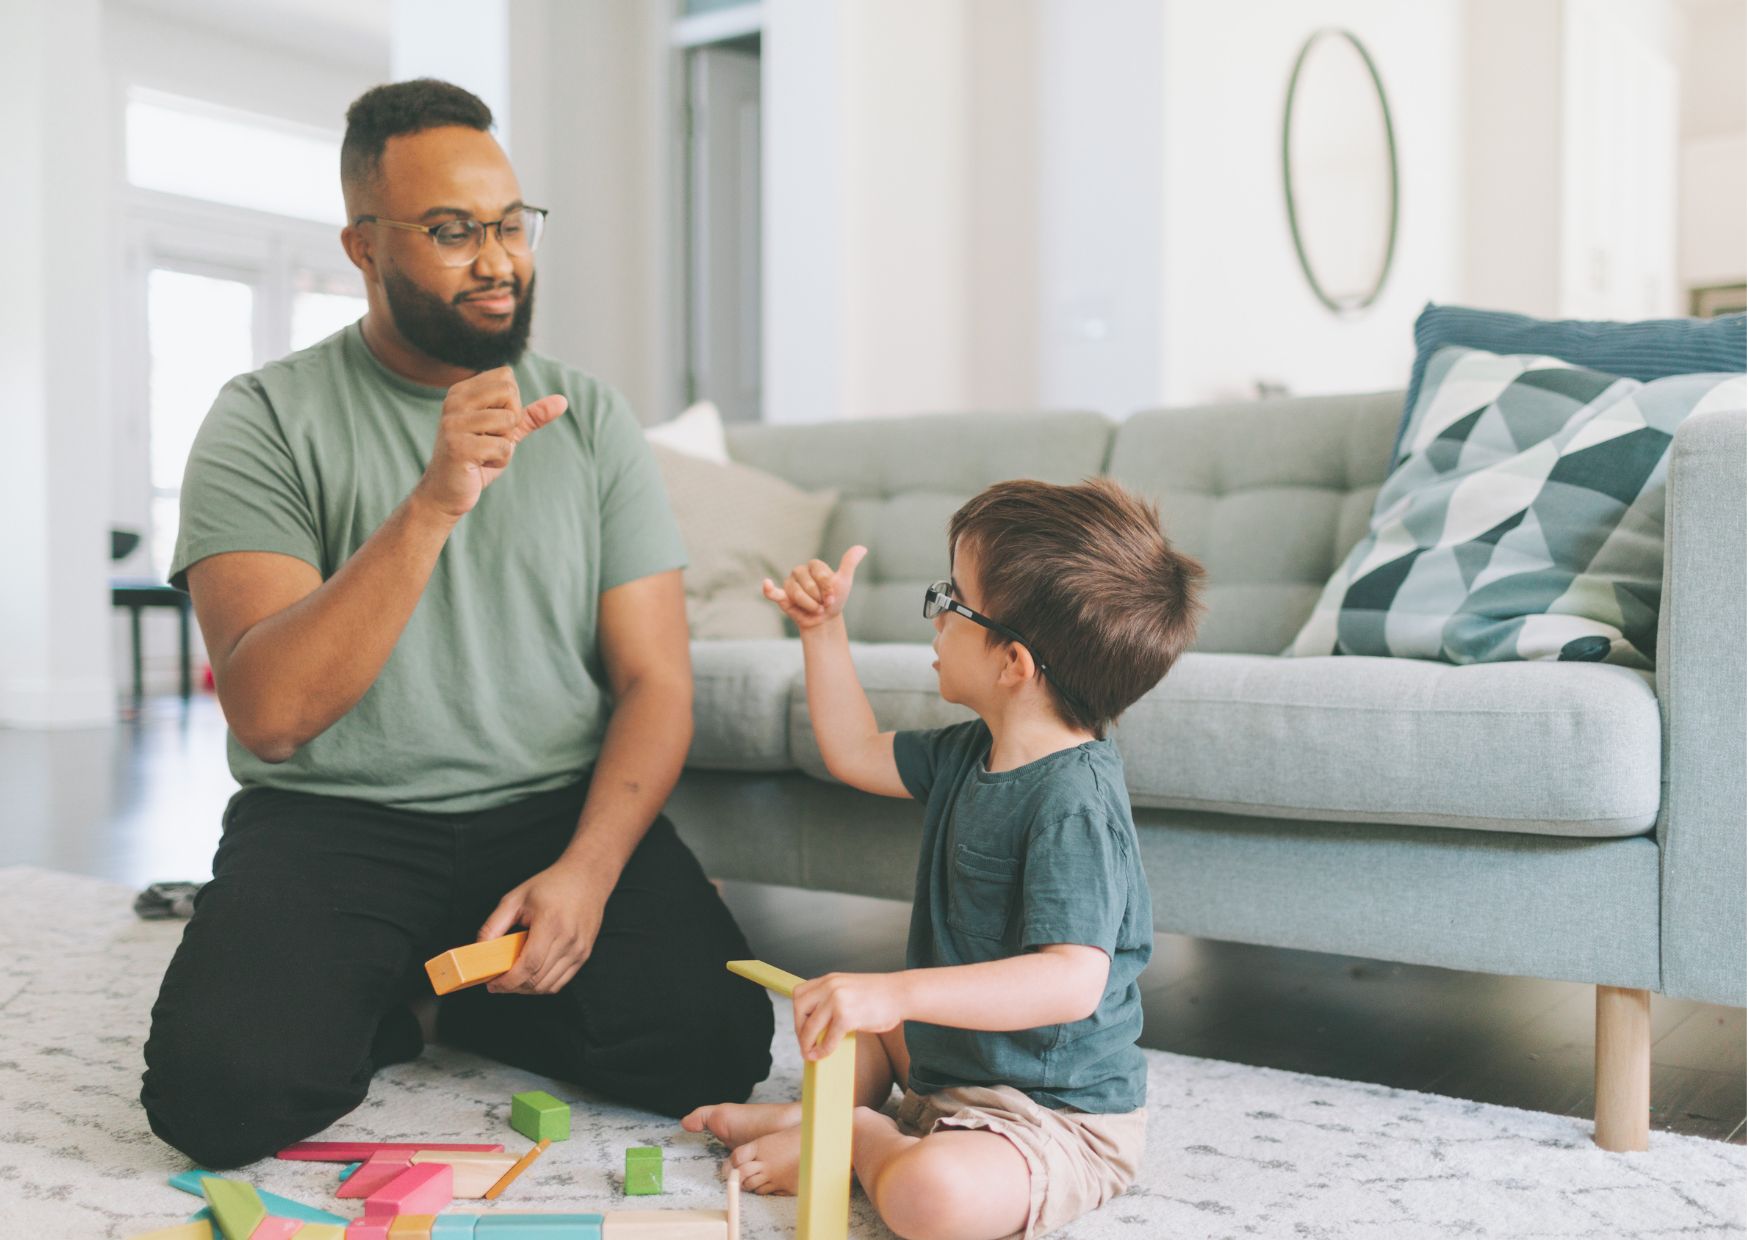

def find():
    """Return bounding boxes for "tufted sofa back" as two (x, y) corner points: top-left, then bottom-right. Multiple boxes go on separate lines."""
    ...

(1106, 391), (1403, 653)
(725, 412), (1111, 642)
(724, 393), (1403, 652)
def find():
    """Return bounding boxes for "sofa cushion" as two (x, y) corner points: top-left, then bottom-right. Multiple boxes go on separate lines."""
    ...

(726, 412), (1112, 643)
(787, 643), (1661, 838)
(1107, 392), (1402, 655)
(688, 640), (805, 770)
(1289, 349), (1745, 668)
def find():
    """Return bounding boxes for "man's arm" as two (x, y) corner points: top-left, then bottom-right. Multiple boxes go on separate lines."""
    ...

(480, 568), (693, 995)
(187, 368), (568, 762)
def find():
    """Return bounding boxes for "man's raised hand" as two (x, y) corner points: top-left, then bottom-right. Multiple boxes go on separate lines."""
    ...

(761, 545), (868, 631)
(414, 366), (568, 519)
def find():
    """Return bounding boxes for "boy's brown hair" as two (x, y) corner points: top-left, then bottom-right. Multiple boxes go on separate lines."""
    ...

(947, 477), (1204, 738)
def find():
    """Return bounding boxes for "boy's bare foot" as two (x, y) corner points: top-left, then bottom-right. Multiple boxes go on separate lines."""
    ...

(728, 1122), (803, 1196)
(680, 1101), (804, 1149)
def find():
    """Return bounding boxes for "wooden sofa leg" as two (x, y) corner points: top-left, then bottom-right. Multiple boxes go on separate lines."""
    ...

(1594, 985), (1650, 1151)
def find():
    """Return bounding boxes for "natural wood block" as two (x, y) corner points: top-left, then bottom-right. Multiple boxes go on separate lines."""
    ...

(280, 1142), (503, 1162)
(411, 1150), (520, 1197)
(125, 1224), (216, 1240)
(599, 1213), (724, 1239)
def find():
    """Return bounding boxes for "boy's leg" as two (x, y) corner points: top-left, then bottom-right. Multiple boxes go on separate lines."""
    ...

(856, 1119), (1031, 1240)
(140, 790), (452, 1169)
(438, 792), (774, 1116)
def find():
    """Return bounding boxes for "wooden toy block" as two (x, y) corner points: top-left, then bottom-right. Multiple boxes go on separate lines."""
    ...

(598, 1212), (724, 1239)
(425, 931), (526, 994)
(339, 1161), (364, 1182)
(337, 1152), (415, 1199)
(473, 1216), (603, 1238)
(364, 1162), (454, 1218)
(248, 1219), (302, 1240)
(295, 1227), (347, 1240)
(727, 1165), (738, 1240)
(387, 1217), (437, 1239)
(622, 1147), (662, 1196)
(345, 1221), (391, 1240)
(279, 1142), (504, 1162)
(483, 1138), (552, 1200)
(172, 1171), (348, 1226)
(430, 1215), (482, 1238)
(727, 960), (851, 1240)
(201, 1177), (267, 1240)
(126, 1224), (216, 1240)
(725, 959), (804, 998)
(410, 1150), (520, 1197)
(510, 1090), (570, 1142)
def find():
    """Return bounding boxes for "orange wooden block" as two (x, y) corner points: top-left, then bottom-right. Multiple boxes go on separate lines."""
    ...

(424, 932), (526, 994)
(482, 1138), (551, 1200)
(386, 1217), (435, 1239)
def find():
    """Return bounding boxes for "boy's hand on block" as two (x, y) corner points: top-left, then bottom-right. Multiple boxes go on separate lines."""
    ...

(762, 545), (867, 631)
(792, 970), (906, 1061)
(424, 931), (526, 995)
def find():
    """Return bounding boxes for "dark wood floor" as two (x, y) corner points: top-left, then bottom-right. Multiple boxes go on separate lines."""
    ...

(4, 693), (1742, 1143)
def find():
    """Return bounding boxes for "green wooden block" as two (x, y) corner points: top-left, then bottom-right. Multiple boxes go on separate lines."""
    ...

(200, 1176), (266, 1240)
(623, 1146), (662, 1196)
(510, 1089), (570, 1142)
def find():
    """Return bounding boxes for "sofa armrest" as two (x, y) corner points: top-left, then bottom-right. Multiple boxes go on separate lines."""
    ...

(1657, 407), (1746, 1005)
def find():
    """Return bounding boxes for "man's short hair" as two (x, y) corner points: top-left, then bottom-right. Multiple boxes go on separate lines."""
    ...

(947, 477), (1205, 738)
(340, 78), (494, 212)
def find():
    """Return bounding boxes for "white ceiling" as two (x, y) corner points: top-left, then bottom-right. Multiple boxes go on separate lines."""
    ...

(116, 0), (393, 69)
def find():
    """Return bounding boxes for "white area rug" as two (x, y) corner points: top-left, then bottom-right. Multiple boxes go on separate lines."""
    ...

(0, 866), (1741, 1239)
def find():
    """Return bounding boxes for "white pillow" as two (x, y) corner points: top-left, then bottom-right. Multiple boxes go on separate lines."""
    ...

(645, 401), (730, 464)
(650, 443), (838, 640)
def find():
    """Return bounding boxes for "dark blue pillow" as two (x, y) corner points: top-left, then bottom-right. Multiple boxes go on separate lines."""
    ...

(1394, 303), (1747, 462)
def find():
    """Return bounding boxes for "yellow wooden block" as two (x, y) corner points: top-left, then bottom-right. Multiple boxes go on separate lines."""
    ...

(410, 1149), (520, 1197)
(724, 959), (804, 999)
(126, 1224), (216, 1240)
(598, 1211), (725, 1239)
(293, 1227), (345, 1240)
(387, 1215), (436, 1239)
(797, 1032), (855, 1240)
(425, 932), (526, 994)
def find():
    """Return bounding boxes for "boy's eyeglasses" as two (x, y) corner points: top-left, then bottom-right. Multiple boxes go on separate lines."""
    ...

(923, 580), (1090, 719)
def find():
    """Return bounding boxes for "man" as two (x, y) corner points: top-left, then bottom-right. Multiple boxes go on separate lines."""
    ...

(139, 79), (773, 1170)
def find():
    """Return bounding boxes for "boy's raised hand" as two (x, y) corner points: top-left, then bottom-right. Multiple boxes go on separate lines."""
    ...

(761, 545), (868, 631)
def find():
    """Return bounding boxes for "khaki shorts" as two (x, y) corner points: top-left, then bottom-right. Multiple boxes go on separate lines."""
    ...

(894, 1085), (1147, 1239)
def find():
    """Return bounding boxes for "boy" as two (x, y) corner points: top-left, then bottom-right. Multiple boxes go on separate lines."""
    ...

(683, 478), (1204, 1240)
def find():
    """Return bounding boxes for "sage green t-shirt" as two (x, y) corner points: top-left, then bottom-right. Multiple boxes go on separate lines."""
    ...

(171, 322), (687, 814)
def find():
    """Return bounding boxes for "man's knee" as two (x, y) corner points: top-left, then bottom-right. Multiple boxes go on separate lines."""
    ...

(612, 974), (775, 1115)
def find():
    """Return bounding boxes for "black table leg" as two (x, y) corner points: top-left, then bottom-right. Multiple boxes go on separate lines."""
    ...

(130, 606), (144, 701)
(178, 600), (192, 700)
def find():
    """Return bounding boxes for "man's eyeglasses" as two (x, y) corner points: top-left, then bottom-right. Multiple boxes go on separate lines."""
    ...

(353, 206), (548, 267)
(923, 580), (1089, 718)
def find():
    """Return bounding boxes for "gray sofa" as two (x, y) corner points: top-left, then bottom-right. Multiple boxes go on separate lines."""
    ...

(664, 390), (1746, 1150)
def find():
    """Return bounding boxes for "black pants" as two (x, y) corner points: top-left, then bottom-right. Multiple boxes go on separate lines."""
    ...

(140, 779), (774, 1169)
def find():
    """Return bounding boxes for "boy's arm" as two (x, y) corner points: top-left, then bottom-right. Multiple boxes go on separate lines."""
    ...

(763, 546), (910, 799)
(792, 946), (1111, 1060)
(799, 614), (908, 798)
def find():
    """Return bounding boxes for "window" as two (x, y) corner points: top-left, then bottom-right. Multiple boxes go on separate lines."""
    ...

(126, 89), (346, 226)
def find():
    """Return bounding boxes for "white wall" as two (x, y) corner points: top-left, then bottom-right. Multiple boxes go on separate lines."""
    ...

(1677, 0), (1746, 292)
(2, 0), (116, 726)
(1159, 0), (1463, 406)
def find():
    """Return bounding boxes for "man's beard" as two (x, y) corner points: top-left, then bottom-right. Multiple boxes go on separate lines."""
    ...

(381, 268), (536, 372)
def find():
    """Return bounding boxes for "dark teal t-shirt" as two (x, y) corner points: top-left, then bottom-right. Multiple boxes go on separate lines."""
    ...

(893, 721), (1153, 1113)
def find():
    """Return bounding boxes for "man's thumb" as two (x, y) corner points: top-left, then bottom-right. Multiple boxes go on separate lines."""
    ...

(838, 545), (869, 584)
(478, 898), (522, 943)
(524, 394), (569, 430)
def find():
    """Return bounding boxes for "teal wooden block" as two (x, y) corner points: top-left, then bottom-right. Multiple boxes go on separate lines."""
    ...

(623, 1146), (662, 1196)
(170, 1170), (348, 1225)
(338, 1160), (363, 1182)
(431, 1214), (482, 1237)
(509, 1090), (570, 1143)
(473, 1215), (602, 1238)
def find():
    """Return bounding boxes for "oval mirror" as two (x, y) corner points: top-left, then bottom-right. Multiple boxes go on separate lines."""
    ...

(1282, 28), (1399, 316)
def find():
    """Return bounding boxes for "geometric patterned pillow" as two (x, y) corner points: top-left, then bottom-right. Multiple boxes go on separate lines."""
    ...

(1288, 346), (1746, 668)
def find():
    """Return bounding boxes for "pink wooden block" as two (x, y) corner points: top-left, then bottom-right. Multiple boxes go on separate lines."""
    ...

(344, 1220), (390, 1240)
(363, 1162), (454, 1219)
(249, 1219), (302, 1240)
(337, 1152), (415, 1199)
(279, 1142), (503, 1162)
